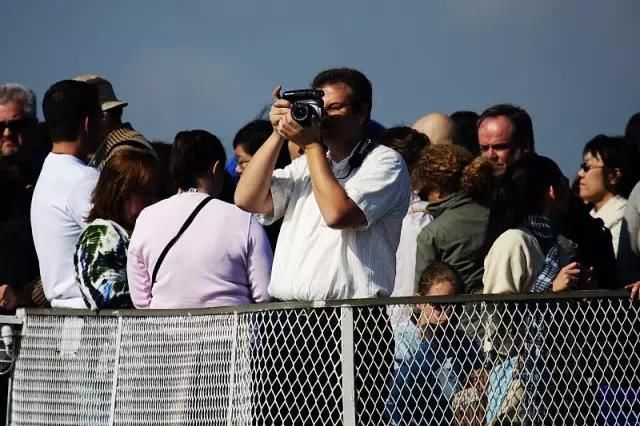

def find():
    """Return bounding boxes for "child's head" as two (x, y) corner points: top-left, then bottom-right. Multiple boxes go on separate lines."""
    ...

(416, 262), (460, 326)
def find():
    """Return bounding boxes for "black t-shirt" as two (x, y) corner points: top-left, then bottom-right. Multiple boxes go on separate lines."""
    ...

(0, 215), (39, 289)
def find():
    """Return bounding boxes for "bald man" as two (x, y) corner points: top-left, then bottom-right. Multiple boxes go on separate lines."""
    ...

(411, 112), (455, 145)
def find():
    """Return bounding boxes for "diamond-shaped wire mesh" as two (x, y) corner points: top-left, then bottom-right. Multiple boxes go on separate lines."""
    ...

(250, 307), (344, 425)
(8, 297), (640, 425)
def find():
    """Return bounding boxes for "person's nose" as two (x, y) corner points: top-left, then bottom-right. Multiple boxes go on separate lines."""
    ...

(486, 146), (498, 160)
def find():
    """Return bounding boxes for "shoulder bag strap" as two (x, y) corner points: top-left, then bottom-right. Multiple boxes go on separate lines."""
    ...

(151, 196), (214, 283)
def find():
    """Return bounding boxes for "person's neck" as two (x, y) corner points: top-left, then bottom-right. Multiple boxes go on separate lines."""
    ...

(177, 179), (220, 198)
(593, 192), (614, 212)
(51, 141), (87, 162)
(326, 133), (363, 163)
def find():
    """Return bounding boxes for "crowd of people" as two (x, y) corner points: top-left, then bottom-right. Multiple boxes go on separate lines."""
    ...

(1, 67), (640, 423)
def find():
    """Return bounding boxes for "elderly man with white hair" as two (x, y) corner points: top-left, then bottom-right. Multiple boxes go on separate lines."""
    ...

(0, 83), (38, 158)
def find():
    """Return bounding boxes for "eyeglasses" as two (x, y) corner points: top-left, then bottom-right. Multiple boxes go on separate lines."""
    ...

(0, 118), (33, 134)
(580, 162), (605, 173)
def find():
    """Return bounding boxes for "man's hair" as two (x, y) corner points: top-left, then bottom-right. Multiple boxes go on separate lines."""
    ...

(42, 80), (100, 142)
(417, 261), (460, 296)
(0, 83), (37, 119)
(311, 67), (372, 123)
(233, 119), (290, 169)
(87, 149), (159, 226)
(478, 104), (534, 151)
(626, 112), (640, 146)
(451, 111), (480, 155)
(376, 126), (429, 173)
(171, 129), (227, 190)
(583, 134), (639, 199)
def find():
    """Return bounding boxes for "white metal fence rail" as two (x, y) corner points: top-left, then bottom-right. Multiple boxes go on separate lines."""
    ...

(5, 292), (640, 425)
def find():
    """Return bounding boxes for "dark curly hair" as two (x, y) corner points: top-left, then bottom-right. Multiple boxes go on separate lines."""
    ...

(411, 145), (494, 203)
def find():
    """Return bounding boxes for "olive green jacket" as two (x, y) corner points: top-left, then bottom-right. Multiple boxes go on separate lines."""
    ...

(414, 191), (489, 294)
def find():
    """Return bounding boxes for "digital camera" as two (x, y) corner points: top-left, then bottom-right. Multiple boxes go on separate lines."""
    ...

(281, 89), (324, 127)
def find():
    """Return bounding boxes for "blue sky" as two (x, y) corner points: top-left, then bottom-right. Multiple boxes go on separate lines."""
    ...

(4, 0), (639, 176)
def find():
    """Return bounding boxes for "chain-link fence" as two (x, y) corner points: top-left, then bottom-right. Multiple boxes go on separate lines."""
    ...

(5, 292), (640, 425)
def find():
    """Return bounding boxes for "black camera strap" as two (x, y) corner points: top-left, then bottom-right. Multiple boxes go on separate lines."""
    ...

(336, 138), (377, 179)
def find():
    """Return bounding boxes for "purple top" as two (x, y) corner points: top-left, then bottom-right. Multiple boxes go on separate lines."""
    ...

(127, 192), (272, 309)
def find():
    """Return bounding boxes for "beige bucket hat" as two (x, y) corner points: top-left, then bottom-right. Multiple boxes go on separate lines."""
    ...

(73, 74), (128, 112)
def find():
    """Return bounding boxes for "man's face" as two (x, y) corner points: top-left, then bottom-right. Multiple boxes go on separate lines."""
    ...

(0, 101), (31, 157)
(317, 82), (366, 145)
(478, 116), (524, 176)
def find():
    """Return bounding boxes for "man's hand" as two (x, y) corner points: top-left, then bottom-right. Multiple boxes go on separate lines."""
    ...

(0, 284), (18, 312)
(552, 262), (581, 292)
(626, 282), (640, 299)
(277, 113), (321, 148)
(269, 85), (291, 133)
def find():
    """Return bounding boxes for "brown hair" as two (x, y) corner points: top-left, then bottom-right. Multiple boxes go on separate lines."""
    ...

(417, 261), (460, 296)
(87, 147), (159, 226)
(376, 126), (430, 173)
(412, 145), (495, 202)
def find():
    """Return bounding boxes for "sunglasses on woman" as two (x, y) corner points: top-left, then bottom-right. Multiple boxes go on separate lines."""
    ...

(579, 162), (604, 173)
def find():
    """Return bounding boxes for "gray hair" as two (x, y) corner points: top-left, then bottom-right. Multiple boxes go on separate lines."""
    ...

(0, 83), (37, 119)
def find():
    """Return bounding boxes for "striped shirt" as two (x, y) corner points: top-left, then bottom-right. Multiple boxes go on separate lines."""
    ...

(259, 144), (410, 301)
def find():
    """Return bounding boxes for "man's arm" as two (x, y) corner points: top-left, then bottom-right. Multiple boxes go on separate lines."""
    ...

(277, 112), (366, 229)
(234, 131), (284, 214)
(235, 86), (291, 214)
(305, 143), (366, 228)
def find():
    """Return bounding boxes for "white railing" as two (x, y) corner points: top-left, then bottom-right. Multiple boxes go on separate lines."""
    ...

(2, 291), (640, 425)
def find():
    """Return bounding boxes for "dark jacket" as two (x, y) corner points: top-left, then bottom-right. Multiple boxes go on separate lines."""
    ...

(415, 191), (489, 294)
(559, 194), (617, 289)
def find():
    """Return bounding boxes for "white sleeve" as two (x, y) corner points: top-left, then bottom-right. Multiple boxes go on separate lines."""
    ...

(344, 147), (410, 229)
(67, 170), (99, 229)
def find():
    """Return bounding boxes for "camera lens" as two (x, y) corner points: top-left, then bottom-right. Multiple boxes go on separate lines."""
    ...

(291, 104), (309, 122)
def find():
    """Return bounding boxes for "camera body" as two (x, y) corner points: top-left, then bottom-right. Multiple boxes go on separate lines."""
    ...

(281, 89), (324, 127)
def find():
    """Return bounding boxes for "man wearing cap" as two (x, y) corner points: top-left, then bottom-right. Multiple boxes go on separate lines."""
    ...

(73, 74), (156, 170)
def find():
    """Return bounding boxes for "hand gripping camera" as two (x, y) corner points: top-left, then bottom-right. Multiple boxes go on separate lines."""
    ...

(280, 89), (324, 127)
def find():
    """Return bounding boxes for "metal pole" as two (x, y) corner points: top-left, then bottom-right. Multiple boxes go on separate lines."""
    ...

(341, 307), (356, 426)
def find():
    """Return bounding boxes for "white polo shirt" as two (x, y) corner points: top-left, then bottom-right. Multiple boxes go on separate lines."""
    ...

(31, 153), (99, 308)
(259, 144), (410, 301)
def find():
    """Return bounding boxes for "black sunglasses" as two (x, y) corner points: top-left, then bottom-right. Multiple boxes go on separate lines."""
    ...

(0, 118), (34, 134)
(579, 162), (605, 173)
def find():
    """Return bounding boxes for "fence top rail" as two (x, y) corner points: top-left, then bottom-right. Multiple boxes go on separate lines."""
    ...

(13, 289), (632, 318)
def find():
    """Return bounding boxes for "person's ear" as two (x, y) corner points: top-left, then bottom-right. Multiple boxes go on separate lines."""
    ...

(83, 116), (91, 136)
(356, 104), (369, 126)
(547, 185), (556, 202)
(209, 160), (223, 180)
(608, 168), (621, 188)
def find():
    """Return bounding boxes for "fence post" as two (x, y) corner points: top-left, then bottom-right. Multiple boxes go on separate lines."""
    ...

(108, 316), (123, 426)
(341, 307), (356, 426)
(226, 313), (239, 426)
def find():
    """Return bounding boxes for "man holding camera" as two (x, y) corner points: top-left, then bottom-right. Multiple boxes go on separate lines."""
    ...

(235, 67), (409, 423)
(235, 67), (409, 300)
